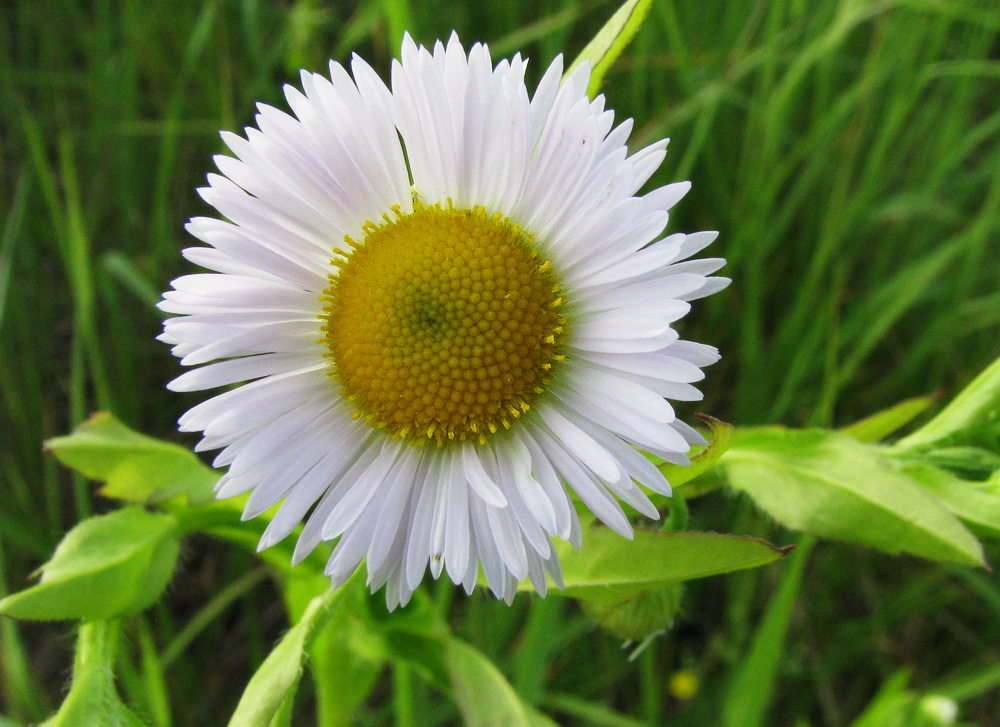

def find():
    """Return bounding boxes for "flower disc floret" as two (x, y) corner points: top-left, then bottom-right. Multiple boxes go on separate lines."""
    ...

(321, 202), (566, 445)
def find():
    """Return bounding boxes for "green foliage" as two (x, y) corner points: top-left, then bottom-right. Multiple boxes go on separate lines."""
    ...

(848, 670), (917, 727)
(902, 463), (1000, 540)
(841, 396), (938, 444)
(285, 576), (385, 727)
(658, 414), (734, 491)
(721, 537), (815, 727)
(39, 621), (150, 727)
(3, 0), (1000, 723)
(0, 509), (179, 621)
(580, 581), (683, 642)
(565, 0), (653, 98)
(551, 528), (790, 604)
(228, 571), (361, 727)
(721, 428), (985, 566)
(850, 670), (962, 727)
(385, 628), (559, 727)
(898, 356), (1000, 450)
(45, 411), (218, 506)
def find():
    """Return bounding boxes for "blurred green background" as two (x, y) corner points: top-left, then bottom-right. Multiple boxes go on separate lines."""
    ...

(2, 0), (999, 724)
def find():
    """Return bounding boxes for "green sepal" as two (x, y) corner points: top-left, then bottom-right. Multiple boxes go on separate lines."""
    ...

(581, 581), (684, 641)
(656, 414), (734, 493)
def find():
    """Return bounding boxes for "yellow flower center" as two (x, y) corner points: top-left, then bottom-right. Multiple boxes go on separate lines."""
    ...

(321, 201), (566, 445)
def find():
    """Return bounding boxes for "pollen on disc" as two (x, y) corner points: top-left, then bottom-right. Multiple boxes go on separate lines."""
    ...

(320, 202), (565, 445)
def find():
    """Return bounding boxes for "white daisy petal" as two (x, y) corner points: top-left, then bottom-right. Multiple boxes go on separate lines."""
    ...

(576, 350), (705, 384)
(404, 458), (442, 591)
(161, 35), (725, 609)
(290, 437), (382, 564)
(680, 276), (732, 301)
(568, 363), (676, 423)
(258, 433), (369, 550)
(366, 449), (421, 575)
(574, 417), (672, 497)
(576, 312), (671, 341)
(443, 456), (472, 581)
(320, 440), (404, 540)
(529, 422), (633, 538)
(520, 434), (574, 540)
(168, 353), (318, 392)
(486, 501), (530, 582)
(461, 442), (508, 507)
(536, 405), (621, 485)
(668, 340), (722, 367)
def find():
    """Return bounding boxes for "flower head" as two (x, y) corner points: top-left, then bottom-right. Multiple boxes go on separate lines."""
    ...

(159, 34), (729, 608)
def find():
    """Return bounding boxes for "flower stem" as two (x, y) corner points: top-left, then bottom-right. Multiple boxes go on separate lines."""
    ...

(393, 662), (417, 727)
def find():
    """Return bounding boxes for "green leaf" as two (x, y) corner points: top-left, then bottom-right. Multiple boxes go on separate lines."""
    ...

(0, 508), (180, 621)
(849, 672), (960, 727)
(721, 428), (985, 566)
(897, 355), (1000, 450)
(913, 446), (1000, 480)
(228, 570), (361, 727)
(545, 528), (790, 606)
(45, 412), (218, 506)
(841, 395), (938, 443)
(40, 621), (151, 727)
(385, 629), (559, 727)
(988, 467), (1000, 489)
(658, 415), (734, 491)
(283, 575), (384, 727)
(722, 536), (815, 727)
(445, 638), (559, 727)
(849, 670), (915, 727)
(903, 463), (1000, 540)
(566, 0), (653, 98)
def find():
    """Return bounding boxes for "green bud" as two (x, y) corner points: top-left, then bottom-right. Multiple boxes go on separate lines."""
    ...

(582, 582), (684, 641)
(914, 695), (958, 726)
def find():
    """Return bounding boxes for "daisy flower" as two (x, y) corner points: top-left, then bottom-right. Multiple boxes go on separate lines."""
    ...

(159, 34), (729, 608)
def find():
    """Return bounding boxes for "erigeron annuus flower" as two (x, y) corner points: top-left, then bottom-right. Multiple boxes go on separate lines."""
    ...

(159, 34), (729, 608)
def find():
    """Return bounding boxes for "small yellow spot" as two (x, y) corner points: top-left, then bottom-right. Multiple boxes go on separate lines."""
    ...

(668, 670), (698, 701)
(320, 201), (567, 446)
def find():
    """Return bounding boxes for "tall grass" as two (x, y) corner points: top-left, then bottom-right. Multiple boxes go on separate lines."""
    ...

(2, 0), (999, 724)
